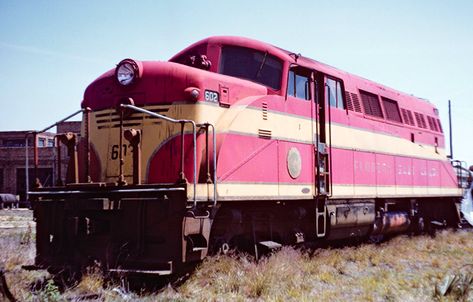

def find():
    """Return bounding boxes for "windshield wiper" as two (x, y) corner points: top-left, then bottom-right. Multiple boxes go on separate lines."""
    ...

(254, 51), (268, 80)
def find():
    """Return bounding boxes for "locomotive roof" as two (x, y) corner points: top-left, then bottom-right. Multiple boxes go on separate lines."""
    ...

(175, 36), (435, 111)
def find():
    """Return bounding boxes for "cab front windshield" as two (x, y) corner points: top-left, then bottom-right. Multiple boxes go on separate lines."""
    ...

(219, 46), (282, 90)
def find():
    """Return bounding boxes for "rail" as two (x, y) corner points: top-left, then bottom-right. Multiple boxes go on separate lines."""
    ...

(452, 159), (469, 190)
(25, 108), (89, 201)
(120, 104), (217, 207)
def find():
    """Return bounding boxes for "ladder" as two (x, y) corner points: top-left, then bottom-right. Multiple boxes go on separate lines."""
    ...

(315, 197), (326, 238)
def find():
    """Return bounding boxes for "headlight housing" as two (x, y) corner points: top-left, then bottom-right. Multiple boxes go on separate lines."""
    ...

(115, 59), (140, 86)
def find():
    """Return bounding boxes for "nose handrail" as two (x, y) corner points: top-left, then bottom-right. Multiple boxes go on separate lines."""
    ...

(120, 104), (217, 207)
(25, 108), (88, 201)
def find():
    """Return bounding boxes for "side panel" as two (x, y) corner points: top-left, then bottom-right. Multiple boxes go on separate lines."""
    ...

(331, 148), (354, 196)
(353, 151), (376, 197)
(217, 135), (278, 183)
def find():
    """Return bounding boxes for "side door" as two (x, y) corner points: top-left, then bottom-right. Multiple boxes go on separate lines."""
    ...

(283, 66), (316, 197)
(285, 66), (330, 197)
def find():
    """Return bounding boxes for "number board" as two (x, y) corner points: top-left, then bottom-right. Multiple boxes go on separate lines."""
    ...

(204, 90), (219, 103)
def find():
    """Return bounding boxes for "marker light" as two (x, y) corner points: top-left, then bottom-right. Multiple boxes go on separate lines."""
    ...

(184, 87), (200, 101)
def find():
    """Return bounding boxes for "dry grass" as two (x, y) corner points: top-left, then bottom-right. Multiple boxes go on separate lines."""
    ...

(1, 210), (473, 301)
(160, 231), (473, 302)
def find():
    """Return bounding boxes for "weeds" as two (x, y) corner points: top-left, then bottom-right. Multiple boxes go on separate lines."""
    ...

(30, 279), (62, 302)
(1, 210), (473, 301)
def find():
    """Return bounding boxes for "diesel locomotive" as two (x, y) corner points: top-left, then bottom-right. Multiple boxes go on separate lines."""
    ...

(29, 36), (463, 277)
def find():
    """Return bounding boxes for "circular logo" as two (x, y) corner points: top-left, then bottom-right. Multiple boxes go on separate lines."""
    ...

(287, 147), (302, 179)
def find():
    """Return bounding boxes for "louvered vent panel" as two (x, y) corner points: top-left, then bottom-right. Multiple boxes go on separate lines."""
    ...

(360, 91), (373, 115)
(371, 99), (383, 117)
(427, 116), (433, 129)
(360, 90), (383, 118)
(406, 110), (415, 126)
(432, 117), (439, 131)
(420, 114), (427, 128)
(95, 106), (169, 129)
(414, 112), (422, 127)
(414, 112), (427, 128)
(401, 109), (409, 124)
(427, 116), (438, 131)
(351, 93), (362, 112)
(436, 119), (443, 132)
(345, 91), (354, 111)
(381, 97), (402, 122)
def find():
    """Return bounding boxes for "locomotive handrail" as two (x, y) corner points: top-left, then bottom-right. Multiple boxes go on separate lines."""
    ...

(327, 85), (333, 197)
(25, 108), (87, 201)
(452, 159), (469, 190)
(196, 122), (218, 207)
(120, 104), (218, 207)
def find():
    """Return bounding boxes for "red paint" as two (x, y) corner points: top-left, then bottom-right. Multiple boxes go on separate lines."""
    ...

(353, 151), (376, 185)
(331, 148), (457, 188)
(218, 135), (279, 182)
(83, 36), (458, 199)
(331, 148), (354, 185)
(375, 153), (395, 186)
(147, 134), (208, 184)
(394, 156), (413, 186)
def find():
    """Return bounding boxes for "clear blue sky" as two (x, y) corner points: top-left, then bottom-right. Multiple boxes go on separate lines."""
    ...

(0, 0), (472, 165)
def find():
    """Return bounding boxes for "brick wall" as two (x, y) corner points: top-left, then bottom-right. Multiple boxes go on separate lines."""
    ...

(0, 121), (81, 199)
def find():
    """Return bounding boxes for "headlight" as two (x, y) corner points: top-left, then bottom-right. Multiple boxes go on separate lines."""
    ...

(115, 59), (139, 86)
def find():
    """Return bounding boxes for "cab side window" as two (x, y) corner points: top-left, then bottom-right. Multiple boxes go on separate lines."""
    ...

(288, 68), (311, 100)
(326, 77), (345, 109)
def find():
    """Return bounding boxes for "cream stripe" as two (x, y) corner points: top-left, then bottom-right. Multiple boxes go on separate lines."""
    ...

(333, 184), (461, 198)
(189, 183), (462, 201)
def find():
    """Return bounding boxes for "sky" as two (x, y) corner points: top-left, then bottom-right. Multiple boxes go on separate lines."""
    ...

(0, 0), (472, 165)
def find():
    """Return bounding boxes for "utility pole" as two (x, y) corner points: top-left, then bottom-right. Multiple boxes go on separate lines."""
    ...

(448, 99), (453, 159)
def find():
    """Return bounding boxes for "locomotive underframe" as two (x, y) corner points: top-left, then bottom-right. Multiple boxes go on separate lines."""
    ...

(31, 180), (460, 279)
(208, 196), (461, 255)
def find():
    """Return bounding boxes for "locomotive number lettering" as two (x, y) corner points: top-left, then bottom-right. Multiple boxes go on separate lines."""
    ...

(204, 90), (219, 102)
(111, 144), (130, 160)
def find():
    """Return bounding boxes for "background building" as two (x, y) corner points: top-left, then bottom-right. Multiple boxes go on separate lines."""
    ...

(0, 121), (81, 200)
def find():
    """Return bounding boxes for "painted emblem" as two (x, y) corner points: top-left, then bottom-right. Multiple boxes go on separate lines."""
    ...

(287, 147), (302, 179)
